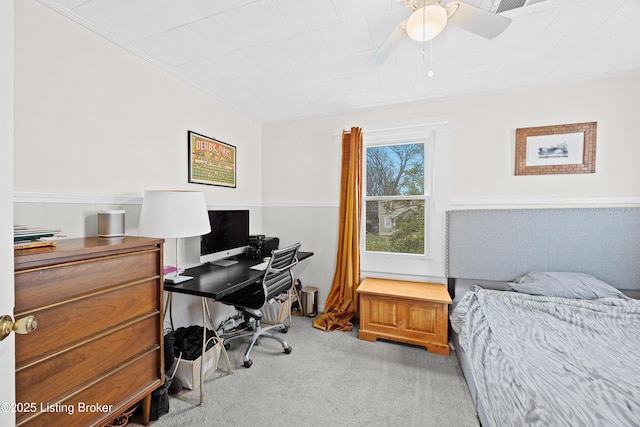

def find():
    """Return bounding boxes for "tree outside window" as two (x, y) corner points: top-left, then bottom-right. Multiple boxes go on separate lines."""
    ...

(364, 142), (428, 255)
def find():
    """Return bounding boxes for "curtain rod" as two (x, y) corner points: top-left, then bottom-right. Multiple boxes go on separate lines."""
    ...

(333, 120), (449, 137)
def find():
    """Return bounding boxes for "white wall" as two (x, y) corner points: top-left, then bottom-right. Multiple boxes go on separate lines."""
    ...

(448, 78), (640, 204)
(14, 0), (262, 202)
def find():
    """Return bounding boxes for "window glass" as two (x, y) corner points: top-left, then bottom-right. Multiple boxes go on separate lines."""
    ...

(364, 142), (428, 255)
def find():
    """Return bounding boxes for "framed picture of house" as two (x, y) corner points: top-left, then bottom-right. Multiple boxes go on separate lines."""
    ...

(515, 122), (597, 175)
(188, 131), (236, 187)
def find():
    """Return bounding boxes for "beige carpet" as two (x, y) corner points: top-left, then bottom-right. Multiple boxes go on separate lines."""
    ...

(128, 315), (479, 427)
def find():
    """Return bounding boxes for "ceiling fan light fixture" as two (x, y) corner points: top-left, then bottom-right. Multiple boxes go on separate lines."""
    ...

(406, 5), (448, 42)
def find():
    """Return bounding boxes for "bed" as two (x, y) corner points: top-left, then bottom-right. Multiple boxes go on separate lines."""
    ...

(445, 208), (640, 427)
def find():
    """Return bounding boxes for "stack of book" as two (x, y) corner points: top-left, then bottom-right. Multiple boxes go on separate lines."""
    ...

(14, 225), (63, 250)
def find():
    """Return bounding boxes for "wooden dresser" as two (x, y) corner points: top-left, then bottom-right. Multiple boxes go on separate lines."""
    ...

(357, 278), (452, 356)
(14, 237), (164, 427)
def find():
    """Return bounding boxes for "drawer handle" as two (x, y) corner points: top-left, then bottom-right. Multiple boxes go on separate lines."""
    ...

(0, 315), (37, 341)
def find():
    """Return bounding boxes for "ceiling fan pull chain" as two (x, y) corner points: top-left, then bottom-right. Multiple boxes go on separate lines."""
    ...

(421, 37), (434, 77)
(428, 39), (434, 77)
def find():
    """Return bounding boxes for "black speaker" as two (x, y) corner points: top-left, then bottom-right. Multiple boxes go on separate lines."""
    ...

(245, 241), (262, 259)
(246, 236), (279, 259)
(262, 237), (279, 256)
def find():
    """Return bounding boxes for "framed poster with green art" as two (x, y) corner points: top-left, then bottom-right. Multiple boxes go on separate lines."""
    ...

(188, 131), (236, 188)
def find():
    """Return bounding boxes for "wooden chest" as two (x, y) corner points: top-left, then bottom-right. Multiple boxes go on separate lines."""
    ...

(357, 278), (452, 356)
(14, 237), (164, 427)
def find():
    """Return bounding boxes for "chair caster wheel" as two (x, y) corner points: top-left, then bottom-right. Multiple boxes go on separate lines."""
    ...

(280, 326), (289, 333)
(243, 359), (253, 368)
(284, 347), (292, 354)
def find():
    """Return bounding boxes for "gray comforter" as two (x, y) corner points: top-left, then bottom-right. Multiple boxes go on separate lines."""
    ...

(450, 288), (640, 427)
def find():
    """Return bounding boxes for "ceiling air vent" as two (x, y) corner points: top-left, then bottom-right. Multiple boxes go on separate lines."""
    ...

(493, 0), (546, 14)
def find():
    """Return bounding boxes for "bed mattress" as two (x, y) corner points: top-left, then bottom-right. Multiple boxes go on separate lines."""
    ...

(450, 287), (640, 426)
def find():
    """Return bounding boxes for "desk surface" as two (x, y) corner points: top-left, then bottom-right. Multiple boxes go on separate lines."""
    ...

(164, 251), (313, 299)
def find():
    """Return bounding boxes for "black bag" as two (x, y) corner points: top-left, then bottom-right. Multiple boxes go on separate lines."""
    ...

(150, 375), (171, 421)
(162, 331), (185, 395)
(167, 325), (218, 360)
(164, 333), (176, 373)
(148, 333), (179, 421)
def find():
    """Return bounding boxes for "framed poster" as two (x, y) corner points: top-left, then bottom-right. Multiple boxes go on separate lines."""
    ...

(188, 131), (236, 187)
(515, 122), (597, 175)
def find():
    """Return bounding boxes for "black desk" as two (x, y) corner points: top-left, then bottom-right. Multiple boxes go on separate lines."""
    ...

(163, 251), (313, 405)
(165, 251), (313, 299)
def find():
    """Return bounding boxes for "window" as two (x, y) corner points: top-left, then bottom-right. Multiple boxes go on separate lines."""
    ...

(360, 117), (449, 279)
(364, 140), (429, 256)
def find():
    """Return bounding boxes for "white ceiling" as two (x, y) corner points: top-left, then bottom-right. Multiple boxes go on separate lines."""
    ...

(39, 0), (640, 123)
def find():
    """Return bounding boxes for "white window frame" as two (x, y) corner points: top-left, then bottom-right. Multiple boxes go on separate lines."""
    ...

(360, 118), (450, 281)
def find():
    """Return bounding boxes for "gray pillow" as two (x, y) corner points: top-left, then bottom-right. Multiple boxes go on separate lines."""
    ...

(508, 271), (625, 300)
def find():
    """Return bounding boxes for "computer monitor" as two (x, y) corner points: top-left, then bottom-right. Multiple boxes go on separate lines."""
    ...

(200, 210), (250, 266)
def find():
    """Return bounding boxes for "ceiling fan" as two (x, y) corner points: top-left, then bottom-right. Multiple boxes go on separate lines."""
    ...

(369, 0), (512, 65)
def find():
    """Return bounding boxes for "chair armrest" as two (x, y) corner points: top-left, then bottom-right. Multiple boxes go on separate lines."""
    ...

(266, 258), (298, 273)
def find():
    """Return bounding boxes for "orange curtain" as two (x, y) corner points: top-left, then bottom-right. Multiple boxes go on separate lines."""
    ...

(313, 127), (363, 332)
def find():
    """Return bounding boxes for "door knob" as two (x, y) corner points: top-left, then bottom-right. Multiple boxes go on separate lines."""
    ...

(0, 315), (37, 341)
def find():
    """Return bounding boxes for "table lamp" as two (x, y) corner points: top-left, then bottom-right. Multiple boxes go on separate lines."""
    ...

(138, 190), (211, 284)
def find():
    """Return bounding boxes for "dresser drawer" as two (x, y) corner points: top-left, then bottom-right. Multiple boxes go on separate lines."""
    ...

(16, 349), (161, 427)
(16, 313), (160, 417)
(15, 250), (160, 311)
(16, 279), (159, 364)
(14, 237), (164, 427)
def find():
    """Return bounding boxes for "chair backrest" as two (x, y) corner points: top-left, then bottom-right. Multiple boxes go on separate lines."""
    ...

(262, 242), (301, 301)
(217, 242), (302, 311)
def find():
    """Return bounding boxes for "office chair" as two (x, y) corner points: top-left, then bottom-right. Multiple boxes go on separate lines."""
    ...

(218, 242), (301, 368)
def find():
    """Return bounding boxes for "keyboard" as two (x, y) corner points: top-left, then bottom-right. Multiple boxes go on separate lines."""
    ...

(250, 260), (269, 271)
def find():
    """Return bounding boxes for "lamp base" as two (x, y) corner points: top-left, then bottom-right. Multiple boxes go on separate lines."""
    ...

(165, 274), (193, 284)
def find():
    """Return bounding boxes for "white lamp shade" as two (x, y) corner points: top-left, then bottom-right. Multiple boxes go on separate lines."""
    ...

(138, 190), (211, 238)
(406, 5), (448, 42)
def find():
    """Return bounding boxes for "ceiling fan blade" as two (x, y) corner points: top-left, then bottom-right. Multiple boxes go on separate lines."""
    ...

(445, 1), (511, 39)
(368, 19), (408, 66)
